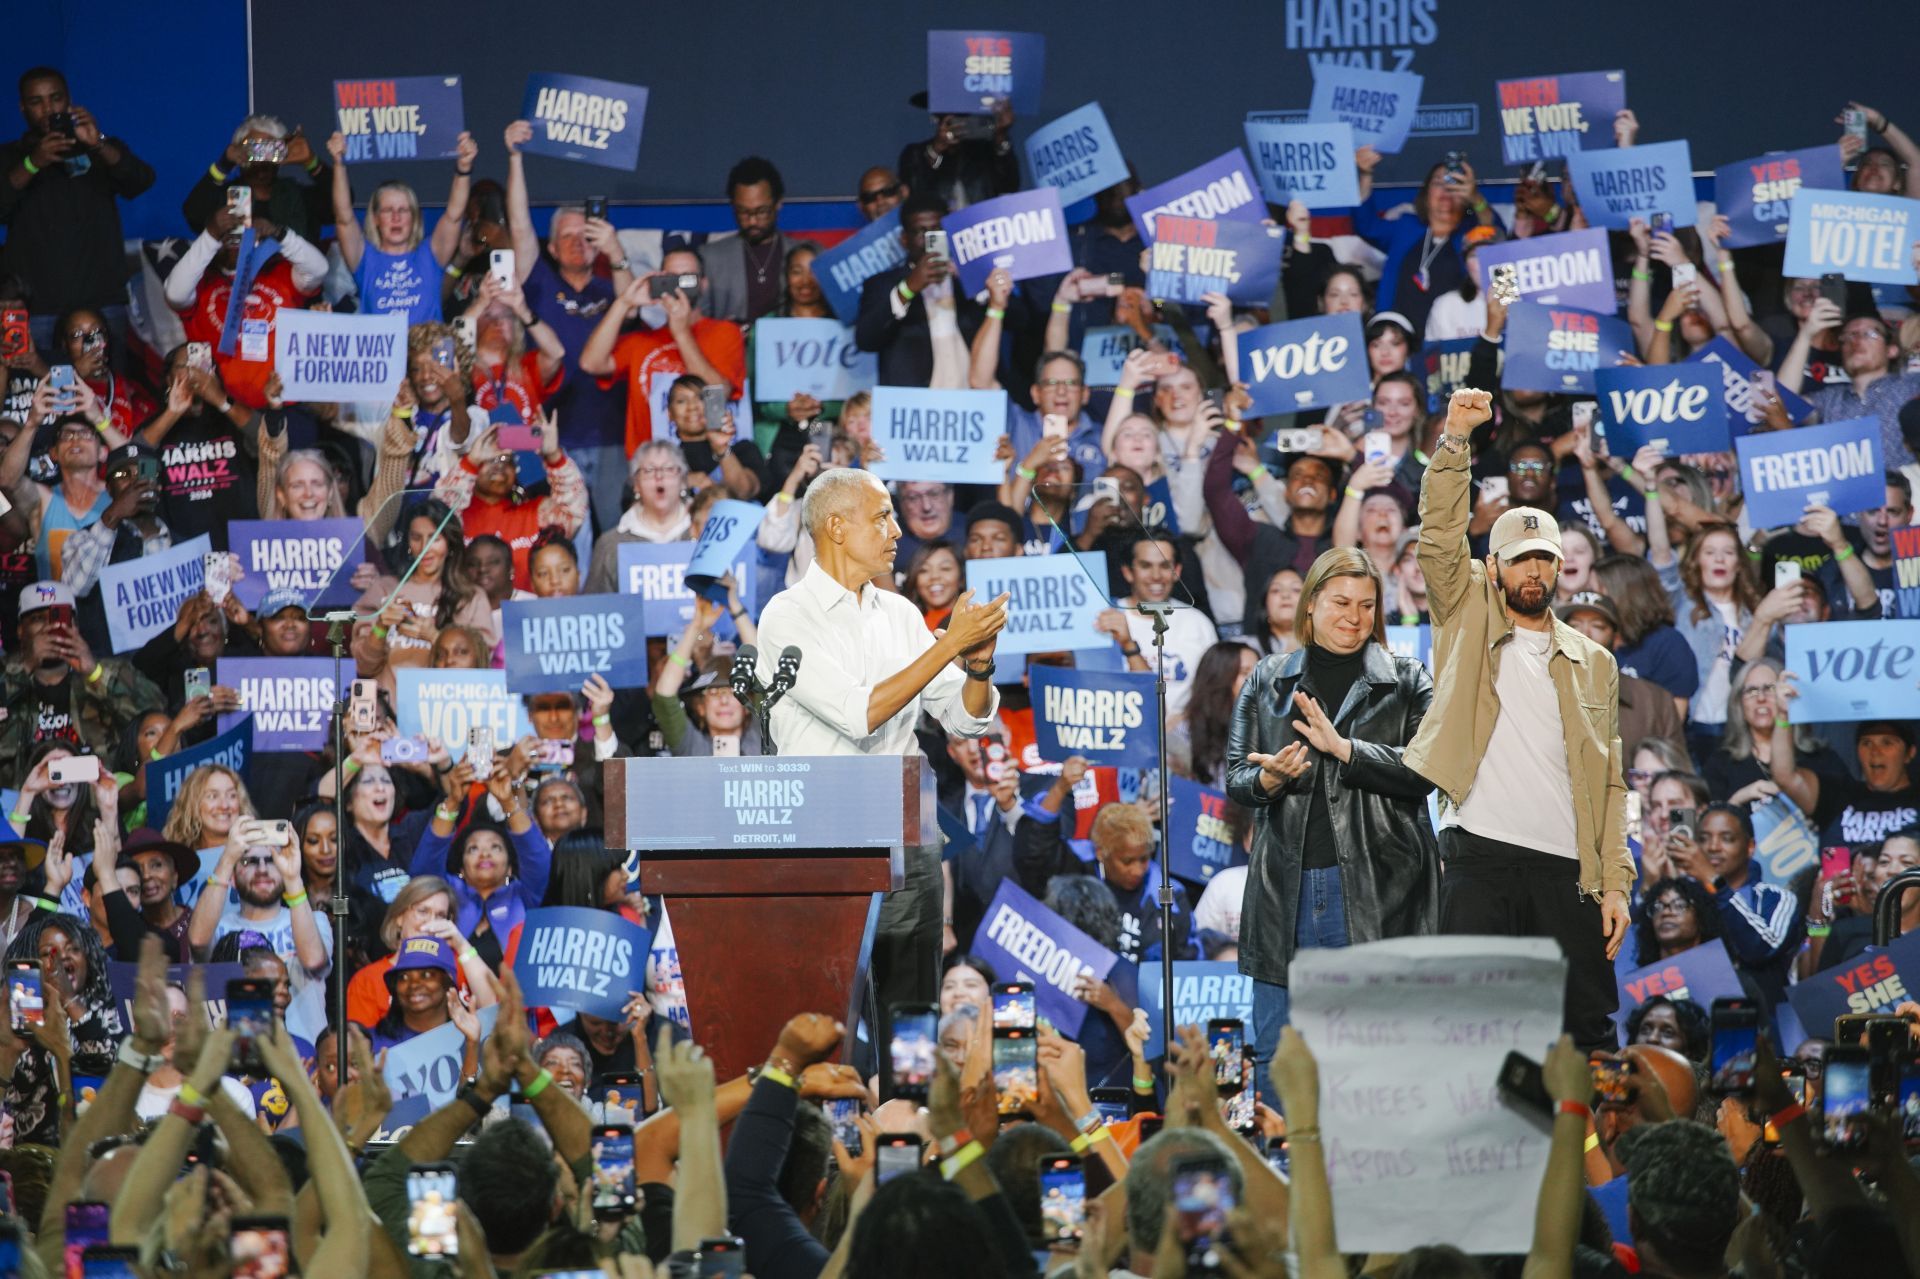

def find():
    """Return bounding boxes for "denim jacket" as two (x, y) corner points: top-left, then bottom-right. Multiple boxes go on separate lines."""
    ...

(1655, 559), (1749, 727)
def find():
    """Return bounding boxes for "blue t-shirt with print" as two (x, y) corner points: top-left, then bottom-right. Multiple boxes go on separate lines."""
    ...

(355, 243), (441, 326)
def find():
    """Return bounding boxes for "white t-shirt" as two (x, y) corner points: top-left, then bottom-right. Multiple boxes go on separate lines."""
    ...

(1194, 865), (1248, 940)
(1696, 597), (1741, 727)
(1121, 603), (1220, 717)
(136, 1075), (255, 1121)
(1444, 627), (1580, 859)
(216, 901), (334, 1042)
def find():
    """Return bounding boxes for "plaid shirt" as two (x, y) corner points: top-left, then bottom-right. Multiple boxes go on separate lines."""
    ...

(1807, 370), (1920, 469)
(58, 513), (172, 596)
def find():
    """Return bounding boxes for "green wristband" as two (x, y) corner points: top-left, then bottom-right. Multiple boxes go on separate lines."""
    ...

(669, 652), (692, 669)
(521, 1067), (555, 1099)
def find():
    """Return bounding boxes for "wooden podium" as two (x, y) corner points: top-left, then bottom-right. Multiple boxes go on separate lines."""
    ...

(604, 755), (935, 1080)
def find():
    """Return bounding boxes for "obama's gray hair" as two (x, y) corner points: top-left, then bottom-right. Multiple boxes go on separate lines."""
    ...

(801, 467), (883, 537)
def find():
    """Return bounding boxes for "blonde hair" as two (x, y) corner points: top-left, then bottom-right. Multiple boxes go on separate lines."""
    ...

(380, 875), (456, 953)
(273, 449), (345, 519)
(363, 181), (424, 253)
(1295, 546), (1387, 650)
(1091, 801), (1154, 850)
(160, 764), (258, 849)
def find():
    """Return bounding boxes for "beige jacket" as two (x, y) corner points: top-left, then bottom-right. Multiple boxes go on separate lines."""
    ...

(1402, 440), (1635, 898)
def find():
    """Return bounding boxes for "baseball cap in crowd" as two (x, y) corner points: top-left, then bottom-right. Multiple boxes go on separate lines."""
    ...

(120, 827), (201, 885)
(105, 442), (159, 478)
(18, 581), (74, 618)
(1856, 718), (1917, 747)
(1488, 508), (1562, 562)
(1554, 591), (1621, 631)
(256, 587), (309, 620)
(385, 936), (458, 989)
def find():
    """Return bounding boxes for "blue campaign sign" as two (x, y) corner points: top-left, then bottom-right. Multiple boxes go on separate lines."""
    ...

(1784, 620), (1920, 724)
(1243, 121), (1359, 209)
(1307, 63), (1422, 154)
(519, 73), (648, 171)
(1687, 337), (1814, 435)
(1593, 365), (1729, 457)
(1127, 149), (1265, 243)
(273, 310), (409, 404)
(1385, 624), (1432, 668)
(943, 187), (1074, 296)
(1236, 313), (1370, 417)
(1501, 302), (1637, 394)
(509, 907), (651, 1019)
(967, 552), (1110, 658)
(808, 210), (906, 326)
(1030, 667), (1159, 769)
(1025, 102), (1128, 207)
(1749, 793), (1820, 888)
(1166, 776), (1245, 886)
(684, 499), (766, 601)
(333, 75), (464, 163)
(1567, 140), (1696, 231)
(1476, 229), (1615, 313)
(1613, 941), (1744, 1034)
(617, 541), (756, 638)
(100, 533), (211, 654)
(1421, 338), (1477, 412)
(973, 878), (1119, 1037)
(228, 517), (364, 611)
(926, 30), (1045, 116)
(393, 669), (528, 761)
(752, 318), (875, 403)
(1138, 961), (1255, 1060)
(867, 387), (1009, 485)
(1735, 417), (1883, 528)
(383, 1004), (499, 1112)
(1145, 216), (1283, 306)
(1081, 324), (1178, 387)
(1785, 189), (1920, 286)
(1788, 928), (1920, 1037)
(1897, 526), (1920, 619)
(214, 658), (335, 752)
(1715, 146), (1846, 249)
(503, 594), (648, 695)
(1495, 70), (1627, 166)
(149, 715), (251, 831)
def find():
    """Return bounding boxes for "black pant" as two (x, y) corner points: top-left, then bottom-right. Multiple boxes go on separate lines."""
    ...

(1439, 827), (1618, 1054)
(871, 841), (942, 1012)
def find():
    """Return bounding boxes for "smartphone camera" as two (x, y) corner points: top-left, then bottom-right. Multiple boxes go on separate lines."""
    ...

(991, 981), (1035, 1031)
(406, 1164), (459, 1257)
(1037, 1154), (1086, 1244)
(695, 1236), (746, 1278)
(823, 1097), (863, 1157)
(226, 978), (276, 1076)
(229, 1217), (291, 1279)
(8, 962), (43, 1035)
(993, 1028), (1038, 1117)
(591, 1123), (637, 1221)
(1823, 1047), (1872, 1152)
(875, 1134), (922, 1185)
(1171, 1156), (1235, 1272)
(584, 196), (609, 222)
(1208, 1019), (1246, 1096)
(888, 1003), (938, 1101)
(1590, 1053), (1638, 1105)
(1708, 998), (1759, 1095)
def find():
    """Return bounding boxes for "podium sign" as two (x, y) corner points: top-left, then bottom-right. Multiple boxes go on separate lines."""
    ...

(611, 755), (934, 852)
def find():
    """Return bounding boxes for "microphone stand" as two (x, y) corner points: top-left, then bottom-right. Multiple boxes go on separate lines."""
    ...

(322, 611), (354, 1098)
(1135, 599), (1177, 1056)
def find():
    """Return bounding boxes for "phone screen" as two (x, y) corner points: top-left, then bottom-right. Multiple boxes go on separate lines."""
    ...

(229, 1221), (290, 1279)
(889, 1006), (937, 1098)
(1898, 1063), (1920, 1143)
(1222, 1063), (1255, 1133)
(227, 981), (275, 1074)
(406, 1167), (459, 1257)
(79, 1252), (139, 1279)
(993, 1031), (1038, 1116)
(1763, 1073), (1806, 1143)
(64, 1202), (109, 1279)
(875, 1137), (920, 1185)
(1089, 1088), (1131, 1125)
(591, 1128), (636, 1218)
(1266, 1138), (1291, 1180)
(991, 983), (1035, 1031)
(1038, 1156), (1086, 1242)
(1824, 1052), (1872, 1150)
(596, 1073), (643, 1117)
(1172, 1160), (1235, 1248)
(1591, 1055), (1637, 1105)
(9, 964), (43, 1032)
(1209, 1021), (1246, 1093)
(1709, 1005), (1758, 1094)
(823, 1097), (863, 1156)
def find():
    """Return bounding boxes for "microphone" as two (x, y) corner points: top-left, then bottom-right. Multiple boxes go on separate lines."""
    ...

(767, 646), (802, 708)
(731, 643), (762, 706)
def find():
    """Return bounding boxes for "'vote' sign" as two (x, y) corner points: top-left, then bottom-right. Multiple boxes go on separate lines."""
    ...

(1785, 189), (1920, 286)
(1783, 619), (1920, 724)
(1593, 364), (1728, 457)
(1236, 313), (1370, 416)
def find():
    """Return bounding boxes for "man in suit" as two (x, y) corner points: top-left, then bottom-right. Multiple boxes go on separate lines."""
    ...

(940, 730), (1021, 953)
(853, 190), (983, 389)
(702, 156), (790, 324)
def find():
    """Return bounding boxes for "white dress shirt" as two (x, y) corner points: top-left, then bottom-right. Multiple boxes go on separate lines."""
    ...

(756, 561), (997, 756)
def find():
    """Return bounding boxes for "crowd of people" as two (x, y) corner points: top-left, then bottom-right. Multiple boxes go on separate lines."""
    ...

(0, 48), (1916, 1279)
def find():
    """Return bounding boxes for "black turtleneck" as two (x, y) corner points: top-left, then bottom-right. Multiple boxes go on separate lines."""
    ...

(1302, 644), (1366, 871)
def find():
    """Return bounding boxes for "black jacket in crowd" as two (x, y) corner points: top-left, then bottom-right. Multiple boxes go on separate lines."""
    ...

(853, 265), (986, 389)
(1225, 642), (1440, 987)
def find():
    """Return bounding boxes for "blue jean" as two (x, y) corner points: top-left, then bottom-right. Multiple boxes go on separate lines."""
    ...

(1251, 865), (1351, 1103)
(571, 440), (632, 536)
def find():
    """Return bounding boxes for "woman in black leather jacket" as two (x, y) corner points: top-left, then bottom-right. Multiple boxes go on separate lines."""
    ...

(1225, 546), (1439, 1081)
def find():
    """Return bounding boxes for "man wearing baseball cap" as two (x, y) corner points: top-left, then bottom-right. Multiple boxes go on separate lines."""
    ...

(0, 579), (163, 764)
(1405, 389), (1634, 1054)
(1555, 592), (1687, 763)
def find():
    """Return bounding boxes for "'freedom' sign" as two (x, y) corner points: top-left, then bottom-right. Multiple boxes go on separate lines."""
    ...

(1307, 63), (1422, 154)
(752, 318), (875, 403)
(394, 668), (527, 762)
(1783, 619), (1920, 724)
(509, 907), (651, 1019)
(1715, 146), (1846, 249)
(1127, 149), (1265, 243)
(1494, 70), (1626, 166)
(925, 30), (1045, 116)
(1145, 216), (1283, 306)
(272, 310), (408, 403)
(101, 533), (211, 653)
(966, 552), (1110, 659)
(942, 187), (1073, 296)
(866, 387), (1009, 485)
(1025, 102), (1127, 207)
(1735, 417), (1883, 527)
(972, 879), (1119, 1036)
(214, 657), (335, 752)
(519, 72), (647, 170)
(1242, 121), (1360, 210)
(1593, 364), (1728, 457)
(1566, 140), (1696, 231)
(1236, 313), (1370, 416)
(228, 517), (363, 611)
(1030, 666), (1158, 768)
(1784, 188), (1920, 286)
(617, 542), (755, 639)
(503, 594), (648, 694)
(333, 75), (464, 163)
(1475, 229), (1615, 313)
(808, 210), (906, 325)
(1501, 302), (1636, 395)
